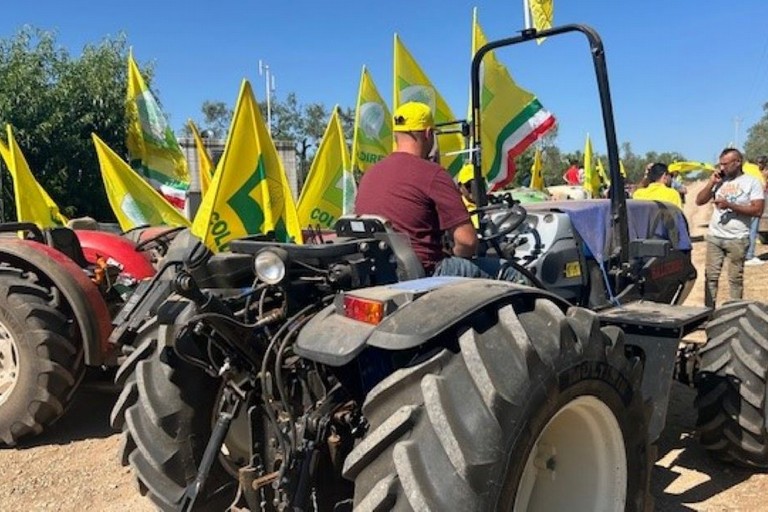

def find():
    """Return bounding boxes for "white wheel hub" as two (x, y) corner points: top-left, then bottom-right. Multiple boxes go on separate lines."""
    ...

(514, 395), (627, 511)
(0, 319), (19, 407)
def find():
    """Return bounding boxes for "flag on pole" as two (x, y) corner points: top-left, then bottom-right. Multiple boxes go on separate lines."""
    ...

(188, 120), (215, 198)
(126, 51), (189, 209)
(191, 80), (302, 252)
(92, 134), (190, 231)
(394, 34), (464, 177)
(297, 107), (354, 229)
(530, 147), (545, 190)
(583, 134), (600, 197)
(351, 66), (392, 173)
(472, 9), (556, 190)
(619, 160), (628, 178)
(596, 158), (610, 186)
(529, 0), (554, 44)
(1, 126), (67, 228)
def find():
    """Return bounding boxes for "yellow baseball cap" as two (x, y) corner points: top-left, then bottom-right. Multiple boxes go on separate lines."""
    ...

(393, 102), (434, 132)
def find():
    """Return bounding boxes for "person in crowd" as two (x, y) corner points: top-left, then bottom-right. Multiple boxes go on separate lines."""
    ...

(695, 148), (764, 307)
(631, 163), (682, 208)
(744, 155), (768, 265)
(355, 101), (515, 279)
(562, 160), (580, 185)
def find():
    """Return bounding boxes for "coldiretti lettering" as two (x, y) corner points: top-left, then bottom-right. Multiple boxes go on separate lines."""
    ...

(310, 207), (335, 228)
(210, 211), (231, 251)
(357, 151), (385, 164)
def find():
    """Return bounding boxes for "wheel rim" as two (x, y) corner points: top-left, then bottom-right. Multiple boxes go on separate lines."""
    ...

(0, 319), (20, 407)
(513, 395), (627, 512)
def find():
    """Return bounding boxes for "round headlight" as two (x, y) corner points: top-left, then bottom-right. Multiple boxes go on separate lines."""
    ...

(254, 249), (287, 284)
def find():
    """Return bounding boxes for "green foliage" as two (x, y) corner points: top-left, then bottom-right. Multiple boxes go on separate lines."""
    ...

(744, 102), (768, 160)
(0, 26), (139, 221)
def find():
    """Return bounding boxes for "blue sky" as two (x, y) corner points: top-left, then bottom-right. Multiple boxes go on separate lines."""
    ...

(3, 1), (768, 163)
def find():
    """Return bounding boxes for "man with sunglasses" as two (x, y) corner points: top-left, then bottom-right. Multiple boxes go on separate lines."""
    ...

(695, 148), (764, 307)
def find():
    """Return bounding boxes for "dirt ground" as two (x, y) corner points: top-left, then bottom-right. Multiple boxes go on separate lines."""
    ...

(1, 180), (767, 511)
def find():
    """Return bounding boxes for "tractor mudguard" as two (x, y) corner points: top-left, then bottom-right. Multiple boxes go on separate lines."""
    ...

(0, 240), (113, 365)
(295, 277), (570, 367)
(75, 230), (155, 280)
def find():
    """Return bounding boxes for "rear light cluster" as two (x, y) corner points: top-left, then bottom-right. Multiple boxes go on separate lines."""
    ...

(343, 295), (385, 325)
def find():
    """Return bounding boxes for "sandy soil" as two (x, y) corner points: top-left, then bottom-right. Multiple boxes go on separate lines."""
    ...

(1, 181), (767, 511)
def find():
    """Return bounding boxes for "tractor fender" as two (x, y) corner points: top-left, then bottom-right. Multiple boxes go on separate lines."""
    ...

(0, 239), (113, 366)
(295, 278), (571, 367)
(75, 230), (155, 280)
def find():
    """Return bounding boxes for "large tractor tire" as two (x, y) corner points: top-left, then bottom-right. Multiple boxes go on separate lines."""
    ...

(0, 267), (84, 445)
(696, 300), (768, 467)
(110, 320), (243, 511)
(343, 298), (651, 511)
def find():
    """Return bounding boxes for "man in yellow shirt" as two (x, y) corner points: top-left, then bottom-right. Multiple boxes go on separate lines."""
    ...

(632, 163), (682, 209)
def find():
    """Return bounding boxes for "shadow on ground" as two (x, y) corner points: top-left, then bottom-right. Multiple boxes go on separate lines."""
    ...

(652, 382), (756, 511)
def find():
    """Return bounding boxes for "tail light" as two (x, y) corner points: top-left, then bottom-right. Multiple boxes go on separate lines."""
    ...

(343, 295), (385, 325)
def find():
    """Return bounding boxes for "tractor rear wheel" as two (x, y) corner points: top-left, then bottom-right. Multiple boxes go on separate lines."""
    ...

(344, 298), (651, 511)
(696, 300), (768, 467)
(0, 267), (84, 445)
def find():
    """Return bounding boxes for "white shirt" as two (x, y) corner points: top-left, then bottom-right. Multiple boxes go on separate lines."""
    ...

(709, 173), (763, 239)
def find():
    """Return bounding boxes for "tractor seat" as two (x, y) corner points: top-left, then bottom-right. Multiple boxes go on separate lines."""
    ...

(44, 227), (90, 268)
(335, 215), (426, 281)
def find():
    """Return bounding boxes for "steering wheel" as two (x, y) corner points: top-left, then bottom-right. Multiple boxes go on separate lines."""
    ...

(134, 226), (186, 254)
(470, 202), (528, 243)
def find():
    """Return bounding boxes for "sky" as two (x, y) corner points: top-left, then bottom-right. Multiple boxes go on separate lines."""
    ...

(3, 0), (768, 164)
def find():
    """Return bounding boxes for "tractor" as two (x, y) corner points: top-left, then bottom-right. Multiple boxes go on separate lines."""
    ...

(106, 23), (768, 512)
(0, 221), (163, 445)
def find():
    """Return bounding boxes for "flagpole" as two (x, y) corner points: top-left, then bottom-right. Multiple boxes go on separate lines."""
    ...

(259, 60), (275, 135)
(523, 0), (532, 29)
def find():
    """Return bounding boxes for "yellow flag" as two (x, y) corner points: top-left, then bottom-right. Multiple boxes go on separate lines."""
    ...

(472, 10), (556, 189)
(351, 66), (392, 172)
(188, 120), (215, 198)
(619, 160), (628, 178)
(393, 34), (464, 177)
(583, 134), (600, 197)
(530, 147), (544, 190)
(1, 126), (67, 228)
(596, 158), (610, 186)
(297, 107), (354, 229)
(529, 0), (554, 44)
(91, 134), (190, 232)
(126, 51), (189, 209)
(191, 80), (302, 252)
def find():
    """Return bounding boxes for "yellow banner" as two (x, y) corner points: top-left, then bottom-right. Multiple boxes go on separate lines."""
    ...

(126, 52), (189, 208)
(530, 147), (544, 190)
(351, 66), (392, 172)
(1, 126), (67, 228)
(191, 80), (302, 252)
(188, 120), (215, 198)
(394, 35), (464, 176)
(596, 158), (610, 186)
(583, 134), (600, 197)
(91, 134), (190, 231)
(472, 10), (555, 187)
(529, 0), (554, 44)
(297, 108), (353, 229)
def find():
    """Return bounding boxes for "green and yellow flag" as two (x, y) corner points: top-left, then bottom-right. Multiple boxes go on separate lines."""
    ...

(191, 80), (302, 252)
(297, 107), (354, 229)
(596, 158), (610, 186)
(530, 147), (545, 190)
(126, 51), (189, 209)
(394, 34), (464, 177)
(92, 134), (190, 231)
(583, 134), (600, 197)
(529, 0), (554, 44)
(1, 126), (67, 228)
(351, 66), (392, 172)
(188, 120), (215, 198)
(472, 10), (556, 189)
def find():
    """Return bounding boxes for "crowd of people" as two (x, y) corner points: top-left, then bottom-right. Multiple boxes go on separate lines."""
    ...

(355, 101), (768, 308)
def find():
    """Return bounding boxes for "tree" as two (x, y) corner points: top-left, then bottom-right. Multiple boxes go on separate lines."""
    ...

(0, 27), (141, 221)
(744, 102), (768, 160)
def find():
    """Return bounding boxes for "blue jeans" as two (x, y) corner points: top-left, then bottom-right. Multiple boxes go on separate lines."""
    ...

(746, 216), (759, 260)
(433, 256), (523, 282)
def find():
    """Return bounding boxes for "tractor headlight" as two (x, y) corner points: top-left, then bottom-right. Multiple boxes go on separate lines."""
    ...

(254, 249), (287, 285)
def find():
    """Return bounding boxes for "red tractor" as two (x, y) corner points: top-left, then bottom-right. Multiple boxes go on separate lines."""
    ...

(0, 221), (157, 445)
